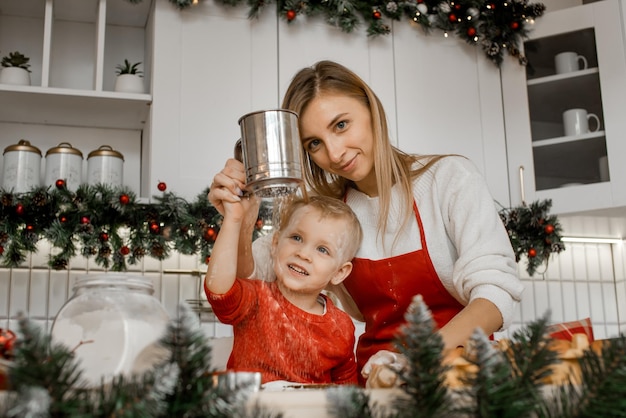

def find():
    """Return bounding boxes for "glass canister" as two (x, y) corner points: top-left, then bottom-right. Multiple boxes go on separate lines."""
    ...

(2, 139), (42, 193)
(44, 142), (84, 191)
(87, 145), (124, 187)
(50, 274), (170, 386)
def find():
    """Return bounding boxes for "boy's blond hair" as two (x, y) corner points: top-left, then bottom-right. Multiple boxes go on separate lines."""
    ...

(276, 195), (362, 262)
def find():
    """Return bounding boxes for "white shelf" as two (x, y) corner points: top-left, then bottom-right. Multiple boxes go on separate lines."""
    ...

(532, 131), (605, 148)
(0, 85), (151, 129)
(527, 67), (599, 86)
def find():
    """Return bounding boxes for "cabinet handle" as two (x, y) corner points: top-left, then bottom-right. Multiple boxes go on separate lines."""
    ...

(519, 165), (526, 206)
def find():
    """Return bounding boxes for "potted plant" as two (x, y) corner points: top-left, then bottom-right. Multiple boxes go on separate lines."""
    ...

(114, 59), (144, 93)
(0, 51), (31, 86)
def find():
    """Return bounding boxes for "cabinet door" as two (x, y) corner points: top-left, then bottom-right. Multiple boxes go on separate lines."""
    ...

(147, 2), (278, 200)
(277, 18), (395, 141)
(501, 0), (626, 214)
(392, 21), (510, 207)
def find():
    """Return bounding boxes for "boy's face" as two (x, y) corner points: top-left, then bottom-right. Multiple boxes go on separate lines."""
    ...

(272, 205), (352, 295)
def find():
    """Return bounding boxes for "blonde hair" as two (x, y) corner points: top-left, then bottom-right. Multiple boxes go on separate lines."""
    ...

(276, 195), (362, 261)
(282, 60), (445, 241)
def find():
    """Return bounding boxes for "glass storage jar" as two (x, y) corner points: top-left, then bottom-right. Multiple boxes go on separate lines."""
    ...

(50, 274), (170, 386)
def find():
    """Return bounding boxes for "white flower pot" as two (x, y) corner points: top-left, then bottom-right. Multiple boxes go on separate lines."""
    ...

(114, 74), (144, 93)
(0, 67), (31, 86)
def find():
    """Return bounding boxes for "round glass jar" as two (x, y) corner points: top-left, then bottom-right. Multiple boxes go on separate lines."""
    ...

(50, 274), (170, 386)
(44, 142), (84, 191)
(87, 145), (124, 187)
(2, 139), (42, 193)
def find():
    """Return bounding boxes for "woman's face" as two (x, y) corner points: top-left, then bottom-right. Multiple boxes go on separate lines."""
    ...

(300, 93), (377, 196)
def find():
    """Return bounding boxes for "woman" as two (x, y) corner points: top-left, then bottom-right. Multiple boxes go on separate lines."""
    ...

(209, 60), (523, 385)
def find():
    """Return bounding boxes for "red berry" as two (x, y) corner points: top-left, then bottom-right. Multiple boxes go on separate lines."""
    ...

(510, 21), (520, 30)
(120, 245), (130, 256)
(59, 215), (68, 223)
(528, 248), (537, 258)
(15, 204), (24, 216)
(467, 27), (476, 37)
(55, 179), (66, 189)
(157, 182), (167, 192)
(119, 194), (130, 205)
(373, 10), (381, 19)
(26, 225), (34, 231)
(448, 13), (457, 22)
(204, 227), (217, 241)
(80, 216), (90, 225)
(544, 224), (555, 235)
(100, 232), (109, 242)
(286, 9), (296, 21)
(149, 222), (160, 234)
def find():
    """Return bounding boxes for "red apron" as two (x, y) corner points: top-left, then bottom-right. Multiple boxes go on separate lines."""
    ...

(343, 200), (464, 378)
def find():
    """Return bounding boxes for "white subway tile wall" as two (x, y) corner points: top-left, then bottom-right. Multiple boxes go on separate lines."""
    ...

(497, 241), (626, 341)
(2, 240), (625, 344)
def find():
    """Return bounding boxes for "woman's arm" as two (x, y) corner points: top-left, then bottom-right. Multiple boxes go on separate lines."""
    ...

(438, 298), (503, 350)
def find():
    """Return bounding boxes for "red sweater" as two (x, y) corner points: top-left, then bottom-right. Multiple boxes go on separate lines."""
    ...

(205, 279), (358, 385)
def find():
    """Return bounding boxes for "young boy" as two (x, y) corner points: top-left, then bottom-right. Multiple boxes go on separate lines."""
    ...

(204, 194), (362, 385)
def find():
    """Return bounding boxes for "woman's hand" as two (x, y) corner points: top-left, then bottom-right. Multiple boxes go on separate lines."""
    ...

(208, 158), (247, 216)
(362, 350), (408, 388)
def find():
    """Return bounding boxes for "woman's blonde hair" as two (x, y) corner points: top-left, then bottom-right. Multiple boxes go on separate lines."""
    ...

(282, 60), (444, 241)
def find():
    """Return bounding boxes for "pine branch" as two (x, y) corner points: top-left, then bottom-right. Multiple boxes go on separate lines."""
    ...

(326, 385), (377, 418)
(393, 295), (451, 418)
(456, 329), (537, 418)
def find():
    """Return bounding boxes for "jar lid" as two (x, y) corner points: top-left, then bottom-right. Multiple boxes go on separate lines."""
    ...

(3, 139), (42, 156)
(45, 142), (84, 158)
(73, 274), (154, 293)
(87, 145), (124, 161)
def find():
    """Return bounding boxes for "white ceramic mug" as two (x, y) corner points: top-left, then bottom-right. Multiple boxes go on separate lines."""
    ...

(555, 52), (588, 74)
(563, 108), (600, 136)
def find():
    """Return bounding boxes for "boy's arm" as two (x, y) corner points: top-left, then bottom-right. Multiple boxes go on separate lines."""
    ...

(205, 205), (244, 295)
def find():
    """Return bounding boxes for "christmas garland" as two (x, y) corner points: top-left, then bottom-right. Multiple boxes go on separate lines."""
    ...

(499, 199), (565, 276)
(2, 298), (625, 417)
(0, 182), (271, 272)
(127, 0), (546, 66)
(0, 185), (563, 276)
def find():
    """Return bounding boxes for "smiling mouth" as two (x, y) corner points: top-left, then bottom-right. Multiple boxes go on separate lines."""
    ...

(336, 156), (357, 172)
(288, 264), (309, 275)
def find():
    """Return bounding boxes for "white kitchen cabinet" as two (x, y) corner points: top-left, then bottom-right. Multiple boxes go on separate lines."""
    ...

(277, 19), (395, 142)
(0, 0), (153, 196)
(501, 0), (626, 215)
(146, 1), (278, 200)
(392, 21), (510, 207)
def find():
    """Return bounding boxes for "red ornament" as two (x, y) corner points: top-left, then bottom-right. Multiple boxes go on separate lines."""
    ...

(373, 10), (382, 19)
(59, 215), (68, 223)
(157, 182), (167, 192)
(204, 227), (217, 241)
(149, 222), (160, 234)
(0, 328), (16, 357)
(448, 13), (457, 22)
(80, 216), (90, 225)
(528, 248), (537, 258)
(26, 225), (34, 231)
(467, 27), (476, 37)
(544, 224), (555, 235)
(99, 232), (109, 242)
(55, 179), (66, 189)
(286, 9), (296, 21)
(510, 21), (520, 30)
(119, 194), (130, 205)
(120, 245), (130, 256)
(15, 203), (24, 216)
